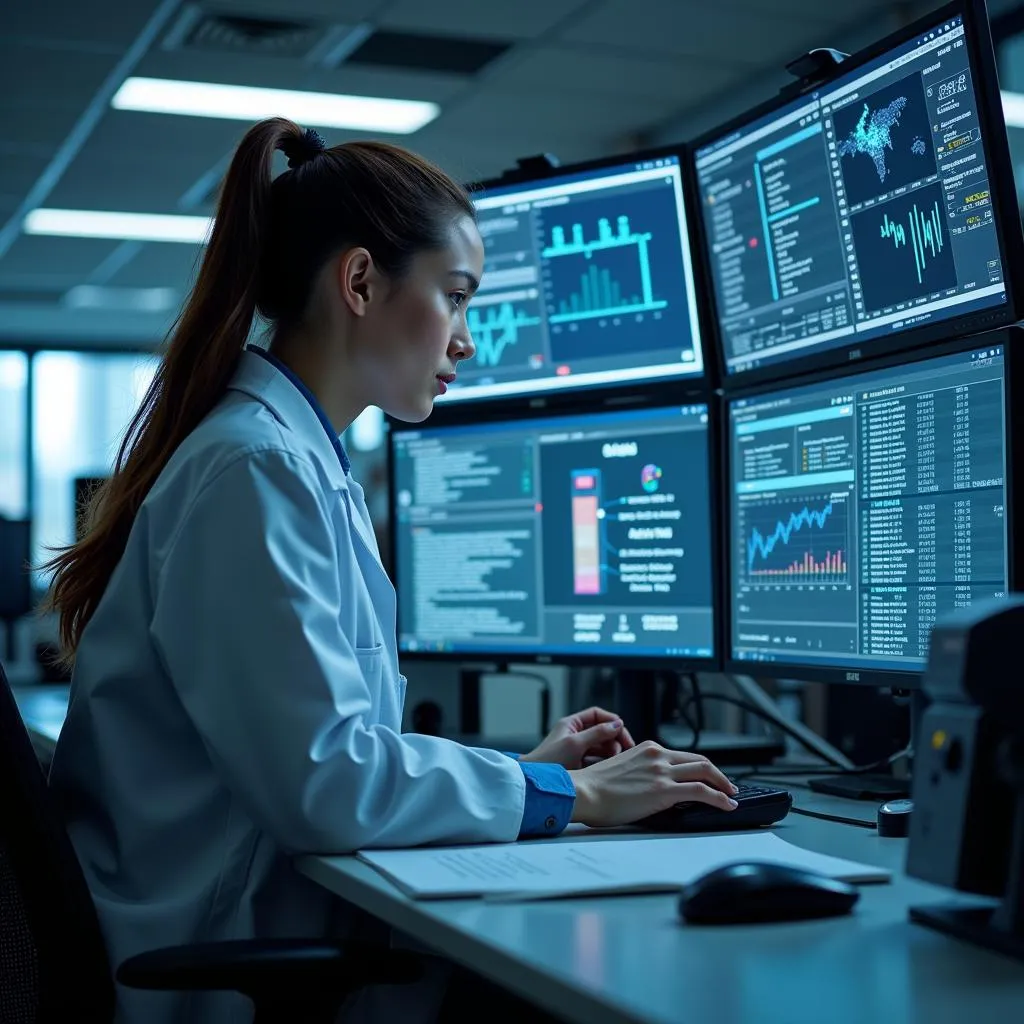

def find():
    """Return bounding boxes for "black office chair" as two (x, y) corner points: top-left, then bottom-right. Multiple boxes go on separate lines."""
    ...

(0, 660), (421, 1022)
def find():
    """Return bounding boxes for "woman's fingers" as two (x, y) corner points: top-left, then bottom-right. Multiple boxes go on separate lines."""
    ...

(670, 755), (737, 796)
(676, 781), (739, 810)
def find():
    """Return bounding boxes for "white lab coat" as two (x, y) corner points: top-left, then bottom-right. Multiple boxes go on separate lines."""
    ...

(48, 350), (528, 1024)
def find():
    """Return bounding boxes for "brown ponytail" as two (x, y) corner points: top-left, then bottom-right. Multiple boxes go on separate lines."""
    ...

(45, 117), (474, 665)
(43, 117), (307, 663)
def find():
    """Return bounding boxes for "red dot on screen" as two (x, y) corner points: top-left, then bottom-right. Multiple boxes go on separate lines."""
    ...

(749, 237), (759, 248)
(535, 503), (543, 512)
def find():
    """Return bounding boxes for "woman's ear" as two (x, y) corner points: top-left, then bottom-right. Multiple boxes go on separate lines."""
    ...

(336, 248), (377, 316)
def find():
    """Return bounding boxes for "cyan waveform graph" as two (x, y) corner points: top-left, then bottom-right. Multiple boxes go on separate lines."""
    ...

(879, 200), (944, 285)
(741, 495), (850, 585)
(832, 72), (936, 208)
(467, 301), (544, 369)
(542, 214), (667, 325)
(851, 181), (957, 312)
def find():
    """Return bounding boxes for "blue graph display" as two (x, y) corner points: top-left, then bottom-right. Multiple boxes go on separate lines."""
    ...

(742, 495), (850, 584)
(468, 303), (544, 368)
(833, 71), (936, 208)
(851, 180), (957, 312)
(542, 216), (667, 323)
(748, 502), (832, 570)
(535, 185), (693, 365)
(879, 201), (944, 285)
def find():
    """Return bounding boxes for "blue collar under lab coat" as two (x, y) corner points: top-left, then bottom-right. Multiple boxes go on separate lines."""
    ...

(246, 345), (351, 475)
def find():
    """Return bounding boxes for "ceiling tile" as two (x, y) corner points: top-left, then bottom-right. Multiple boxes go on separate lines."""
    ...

(44, 110), (250, 211)
(412, 131), (608, 188)
(379, 0), (592, 39)
(3, 0), (166, 48)
(310, 63), (471, 103)
(494, 47), (744, 104)
(0, 108), (86, 152)
(0, 195), (25, 226)
(561, 0), (825, 65)
(106, 243), (203, 290)
(0, 235), (120, 280)
(0, 154), (52, 198)
(203, 0), (388, 20)
(445, 84), (681, 143)
(728, 0), (886, 20)
(0, 45), (120, 108)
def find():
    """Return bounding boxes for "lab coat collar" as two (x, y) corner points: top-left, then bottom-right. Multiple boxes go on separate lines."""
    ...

(245, 346), (351, 475)
(227, 348), (350, 493)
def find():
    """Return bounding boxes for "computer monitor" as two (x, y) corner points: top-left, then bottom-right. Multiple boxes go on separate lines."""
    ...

(692, 0), (1022, 382)
(436, 151), (706, 404)
(390, 401), (718, 666)
(725, 333), (1020, 687)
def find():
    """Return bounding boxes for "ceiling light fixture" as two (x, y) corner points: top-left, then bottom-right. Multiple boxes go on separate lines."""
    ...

(111, 76), (439, 133)
(23, 209), (212, 243)
(63, 285), (179, 312)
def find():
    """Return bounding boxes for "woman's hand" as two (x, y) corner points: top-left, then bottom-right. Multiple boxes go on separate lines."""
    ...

(568, 741), (739, 828)
(520, 706), (635, 770)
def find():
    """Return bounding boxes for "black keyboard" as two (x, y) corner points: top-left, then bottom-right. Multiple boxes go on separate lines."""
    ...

(633, 783), (793, 833)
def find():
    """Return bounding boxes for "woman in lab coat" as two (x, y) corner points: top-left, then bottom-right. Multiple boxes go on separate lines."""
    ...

(45, 119), (738, 1024)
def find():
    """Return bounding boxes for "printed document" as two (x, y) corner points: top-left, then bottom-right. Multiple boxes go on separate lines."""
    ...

(357, 832), (890, 900)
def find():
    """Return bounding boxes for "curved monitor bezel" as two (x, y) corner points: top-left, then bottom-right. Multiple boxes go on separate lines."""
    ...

(688, 0), (1024, 389)
(720, 328), (1024, 690)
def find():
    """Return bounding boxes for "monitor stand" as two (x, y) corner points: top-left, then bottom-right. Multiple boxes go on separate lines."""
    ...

(446, 664), (545, 754)
(806, 688), (923, 801)
(617, 670), (785, 764)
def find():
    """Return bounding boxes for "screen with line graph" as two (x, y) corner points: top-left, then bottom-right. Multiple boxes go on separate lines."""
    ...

(694, 7), (1010, 377)
(727, 343), (1008, 675)
(436, 155), (704, 404)
(391, 404), (715, 663)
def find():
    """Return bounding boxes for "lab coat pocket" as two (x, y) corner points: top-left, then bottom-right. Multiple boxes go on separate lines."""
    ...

(354, 644), (385, 699)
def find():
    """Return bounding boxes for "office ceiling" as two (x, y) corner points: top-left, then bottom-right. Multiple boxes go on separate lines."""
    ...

(0, 0), (1006, 346)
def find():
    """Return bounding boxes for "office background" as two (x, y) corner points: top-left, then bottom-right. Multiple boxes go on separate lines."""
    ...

(3, 0), (1024, 743)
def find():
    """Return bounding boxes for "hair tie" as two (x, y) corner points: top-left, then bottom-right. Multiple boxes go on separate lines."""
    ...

(281, 127), (326, 169)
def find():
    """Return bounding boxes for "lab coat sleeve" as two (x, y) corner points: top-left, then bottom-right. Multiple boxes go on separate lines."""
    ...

(150, 448), (527, 853)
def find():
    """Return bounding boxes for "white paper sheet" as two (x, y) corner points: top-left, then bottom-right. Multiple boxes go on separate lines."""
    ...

(357, 832), (890, 901)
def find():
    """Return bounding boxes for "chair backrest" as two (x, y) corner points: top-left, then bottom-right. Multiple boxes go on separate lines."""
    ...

(0, 661), (113, 1022)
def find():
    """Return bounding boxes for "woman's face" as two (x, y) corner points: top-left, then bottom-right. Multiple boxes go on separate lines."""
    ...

(354, 214), (483, 422)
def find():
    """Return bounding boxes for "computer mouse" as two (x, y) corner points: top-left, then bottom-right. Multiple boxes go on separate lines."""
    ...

(678, 861), (860, 925)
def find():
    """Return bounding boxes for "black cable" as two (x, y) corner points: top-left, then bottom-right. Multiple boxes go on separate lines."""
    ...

(677, 692), (848, 768)
(790, 806), (877, 829)
(730, 746), (911, 782)
(671, 673), (700, 736)
(689, 673), (705, 749)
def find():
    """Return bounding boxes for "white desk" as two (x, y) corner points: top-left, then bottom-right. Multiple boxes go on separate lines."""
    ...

(297, 796), (1024, 1024)
(17, 683), (1024, 1020)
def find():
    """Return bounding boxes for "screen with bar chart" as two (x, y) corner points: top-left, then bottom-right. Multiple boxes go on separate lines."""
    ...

(728, 342), (1007, 675)
(391, 404), (715, 664)
(436, 155), (704, 403)
(694, 5), (1012, 377)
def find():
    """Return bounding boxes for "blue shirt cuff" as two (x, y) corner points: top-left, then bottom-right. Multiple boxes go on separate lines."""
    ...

(516, 761), (575, 838)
